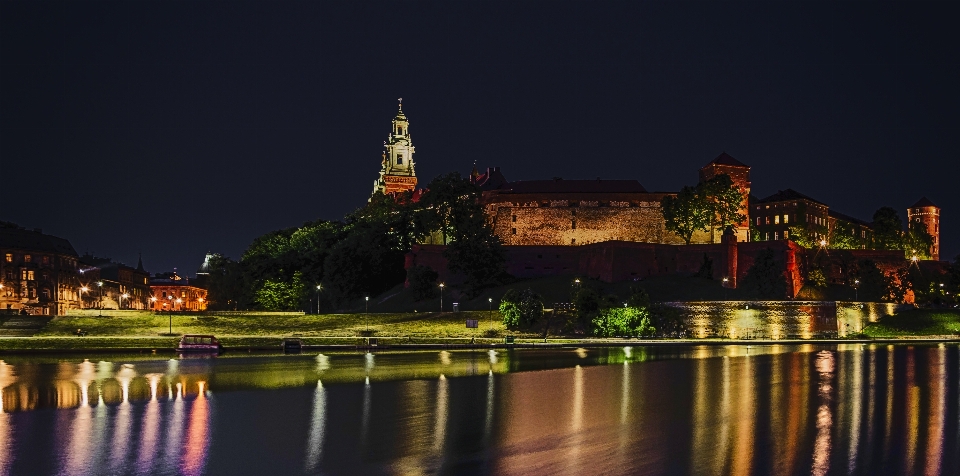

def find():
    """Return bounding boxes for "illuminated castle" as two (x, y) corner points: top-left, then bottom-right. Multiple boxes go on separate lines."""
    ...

(371, 99), (417, 198)
(908, 197), (941, 261)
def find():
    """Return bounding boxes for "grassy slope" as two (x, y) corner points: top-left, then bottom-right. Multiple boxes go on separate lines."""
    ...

(862, 309), (960, 337)
(37, 311), (518, 339)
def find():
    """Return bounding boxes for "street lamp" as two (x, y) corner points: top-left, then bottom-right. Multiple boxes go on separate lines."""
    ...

(488, 297), (493, 332)
(120, 293), (129, 310)
(439, 283), (445, 312)
(97, 281), (103, 317)
(150, 296), (157, 311)
(365, 296), (369, 332)
(316, 284), (322, 315)
(197, 297), (204, 311)
(80, 286), (89, 310)
(853, 279), (860, 301)
(175, 298), (182, 312)
(722, 277), (729, 300)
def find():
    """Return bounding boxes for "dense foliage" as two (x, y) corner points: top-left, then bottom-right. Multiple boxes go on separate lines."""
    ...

(661, 174), (745, 244)
(740, 248), (788, 299)
(499, 288), (543, 328)
(205, 173), (507, 311)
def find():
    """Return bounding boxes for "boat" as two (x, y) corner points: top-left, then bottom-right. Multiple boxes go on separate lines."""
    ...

(176, 334), (224, 353)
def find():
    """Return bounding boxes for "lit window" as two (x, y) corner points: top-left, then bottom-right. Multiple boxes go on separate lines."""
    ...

(42, 256), (49, 265)
(765, 232), (769, 241)
(4, 254), (10, 262)
(775, 215), (780, 224)
(784, 230), (789, 239)
(765, 217), (770, 225)
(27, 271), (35, 281)
(774, 232), (779, 240)
(783, 215), (789, 224)
(24, 255), (31, 263)
(756, 217), (760, 226)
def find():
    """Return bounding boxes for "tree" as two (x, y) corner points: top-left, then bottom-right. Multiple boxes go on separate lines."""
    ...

(903, 227), (934, 260)
(872, 207), (904, 250)
(203, 254), (250, 311)
(701, 174), (746, 231)
(500, 288), (542, 328)
(851, 259), (893, 302)
(421, 173), (507, 296)
(740, 248), (788, 299)
(592, 306), (655, 337)
(321, 221), (407, 303)
(254, 271), (306, 311)
(661, 185), (710, 244)
(406, 265), (439, 301)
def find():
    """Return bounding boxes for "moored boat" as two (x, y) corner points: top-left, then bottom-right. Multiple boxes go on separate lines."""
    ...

(177, 334), (224, 353)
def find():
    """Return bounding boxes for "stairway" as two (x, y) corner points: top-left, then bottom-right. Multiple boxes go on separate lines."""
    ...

(0, 315), (53, 336)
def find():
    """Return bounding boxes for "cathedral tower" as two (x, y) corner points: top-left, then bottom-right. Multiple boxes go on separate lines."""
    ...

(372, 99), (417, 198)
(907, 197), (940, 261)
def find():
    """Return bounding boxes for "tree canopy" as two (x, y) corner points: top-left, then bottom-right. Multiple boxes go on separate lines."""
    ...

(661, 174), (744, 244)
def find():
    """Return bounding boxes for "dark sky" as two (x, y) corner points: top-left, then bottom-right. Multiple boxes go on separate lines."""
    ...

(2, 1), (957, 274)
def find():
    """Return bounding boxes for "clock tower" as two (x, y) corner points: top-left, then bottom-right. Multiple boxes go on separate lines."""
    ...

(372, 99), (417, 198)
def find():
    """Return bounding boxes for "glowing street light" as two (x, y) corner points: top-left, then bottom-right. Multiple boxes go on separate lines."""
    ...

(488, 297), (493, 332)
(150, 296), (157, 311)
(853, 279), (860, 301)
(80, 286), (89, 309)
(97, 281), (104, 317)
(439, 283), (445, 312)
(722, 277), (729, 300)
(175, 298), (182, 311)
(365, 296), (370, 333)
(119, 293), (129, 310)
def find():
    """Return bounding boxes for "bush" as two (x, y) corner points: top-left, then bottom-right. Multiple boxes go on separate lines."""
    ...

(592, 306), (655, 337)
(500, 288), (543, 329)
(406, 265), (439, 301)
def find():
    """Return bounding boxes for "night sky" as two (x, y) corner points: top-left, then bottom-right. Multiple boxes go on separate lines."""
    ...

(2, 1), (957, 274)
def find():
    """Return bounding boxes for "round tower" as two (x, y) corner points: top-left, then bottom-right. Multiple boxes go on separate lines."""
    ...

(907, 197), (940, 261)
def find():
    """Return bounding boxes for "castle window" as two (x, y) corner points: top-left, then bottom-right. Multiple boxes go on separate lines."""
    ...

(397, 154), (403, 164)
(775, 215), (780, 224)
(764, 232), (769, 241)
(512, 215), (516, 222)
(784, 230), (789, 239)
(783, 215), (789, 224)
(572, 220), (576, 230)
(24, 255), (31, 263)
(756, 217), (760, 226)
(42, 256), (49, 265)
(4, 253), (10, 262)
(511, 228), (516, 235)
(765, 216), (770, 225)
(774, 232), (779, 240)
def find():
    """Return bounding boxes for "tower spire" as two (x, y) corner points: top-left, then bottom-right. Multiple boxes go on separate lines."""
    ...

(371, 100), (417, 198)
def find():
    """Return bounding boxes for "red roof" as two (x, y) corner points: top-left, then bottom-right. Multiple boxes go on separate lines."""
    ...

(707, 152), (748, 168)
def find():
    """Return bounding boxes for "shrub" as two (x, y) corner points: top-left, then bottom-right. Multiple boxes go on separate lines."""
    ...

(592, 306), (655, 337)
(500, 288), (543, 328)
(406, 265), (439, 301)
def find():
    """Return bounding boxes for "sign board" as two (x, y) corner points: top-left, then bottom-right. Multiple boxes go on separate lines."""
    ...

(465, 319), (478, 328)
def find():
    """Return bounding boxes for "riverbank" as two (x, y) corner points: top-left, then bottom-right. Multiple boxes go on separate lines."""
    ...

(2, 335), (959, 355)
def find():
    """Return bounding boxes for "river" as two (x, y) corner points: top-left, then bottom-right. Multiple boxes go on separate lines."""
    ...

(0, 344), (957, 475)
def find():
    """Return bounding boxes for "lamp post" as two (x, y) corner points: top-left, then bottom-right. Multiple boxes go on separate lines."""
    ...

(79, 286), (88, 310)
(97, 281), (103, 317)
(853, 279), (860, 301)
(197, 297), (204, 311)
(722, 277), (729, 300)
(316, 284), (322, 315)
(150, 296), (157, 311)
(119, 293), (129, 310)
(365, 296), (369, 332)
(488, 297), (493, 331)
(439, 283), (445, 312)
(175, 298), (182, 312)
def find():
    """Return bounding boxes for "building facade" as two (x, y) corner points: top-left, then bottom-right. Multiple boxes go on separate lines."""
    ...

(753, 189), (831, 243)
(907, 197), (940, 261)
(78, 254), (152, 310)
(371, 100), (418, 197)
(0, 224), (82, 315)
(478, 154), (748, 247)
(149, 272), (208, 312)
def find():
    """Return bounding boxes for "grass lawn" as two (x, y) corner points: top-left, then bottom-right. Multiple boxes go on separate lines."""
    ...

(862, 309), (960, 337)
(37, 310), (521, 339)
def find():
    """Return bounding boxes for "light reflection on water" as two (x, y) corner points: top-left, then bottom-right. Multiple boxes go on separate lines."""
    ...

(0, 345), (955, 475)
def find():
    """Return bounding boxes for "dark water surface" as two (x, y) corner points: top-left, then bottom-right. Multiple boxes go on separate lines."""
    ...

(0, 344), (958, 475)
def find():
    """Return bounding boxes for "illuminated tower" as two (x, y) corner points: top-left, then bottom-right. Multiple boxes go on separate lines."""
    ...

(372, 99), (417, 198)
(907, 197), (940, 261)
(699, 152), (751, 243)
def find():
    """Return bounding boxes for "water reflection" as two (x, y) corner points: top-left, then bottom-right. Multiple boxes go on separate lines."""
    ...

(0, 345), (956, 475)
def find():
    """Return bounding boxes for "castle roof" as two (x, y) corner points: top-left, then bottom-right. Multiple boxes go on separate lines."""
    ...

(501, 178), (647, 194)
(0, 225), (77, 257)
(910, 197), (938, 209)
(706, 152), (748, 168)
(471, 166), (509, 191)
(758, 189), (827, 206)
(828, 209), (871, 227)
